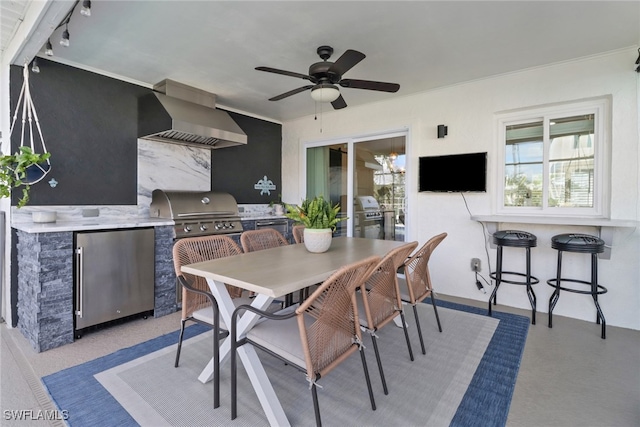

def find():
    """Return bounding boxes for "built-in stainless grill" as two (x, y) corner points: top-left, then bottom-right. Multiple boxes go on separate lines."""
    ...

(150, 190), (243, 239)
(354, 196), (384, 239)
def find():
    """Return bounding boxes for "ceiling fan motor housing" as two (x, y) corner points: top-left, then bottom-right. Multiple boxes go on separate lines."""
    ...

(309, 62), (341, 84)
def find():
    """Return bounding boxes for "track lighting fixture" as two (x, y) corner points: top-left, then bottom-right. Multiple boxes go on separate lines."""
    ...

(60, 25), (70, 47)
(41, 0), (94, 60)
(80, 0), (91, 17)
(635, 48), (640, 73)
(45, 39), (53, 56)
(31, 58), (40, 74)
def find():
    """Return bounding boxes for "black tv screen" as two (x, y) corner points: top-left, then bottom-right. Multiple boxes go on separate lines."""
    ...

(419, 152), (487, 192)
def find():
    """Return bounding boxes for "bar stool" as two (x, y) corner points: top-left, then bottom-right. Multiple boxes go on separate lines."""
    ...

(488, 230), (539, 324)
(547, 233), (607, 339)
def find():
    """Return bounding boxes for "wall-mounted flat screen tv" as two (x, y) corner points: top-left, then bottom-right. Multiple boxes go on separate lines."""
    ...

(419, 152), (487, 192)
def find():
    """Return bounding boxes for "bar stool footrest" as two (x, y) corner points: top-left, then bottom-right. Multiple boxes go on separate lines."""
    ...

(546, 278), (607, 295)
(490, 271), (540, 286)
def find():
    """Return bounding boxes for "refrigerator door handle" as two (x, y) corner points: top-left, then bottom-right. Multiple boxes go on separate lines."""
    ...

(75, 246), (83, 318)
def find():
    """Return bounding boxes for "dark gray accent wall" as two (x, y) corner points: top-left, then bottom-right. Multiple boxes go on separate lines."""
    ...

(211, 111), (282, 204)
(10, 60), (148, 206)
(9, 59), (282, 207)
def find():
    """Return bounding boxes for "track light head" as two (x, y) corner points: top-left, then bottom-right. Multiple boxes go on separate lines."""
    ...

(31, 58), (40, 74)
(60, 28), (70, 47)
(45, 39), (53, 56)
(80, 0), (91, 17)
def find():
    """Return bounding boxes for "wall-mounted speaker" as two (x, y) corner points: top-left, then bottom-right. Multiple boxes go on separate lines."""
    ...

(437, 125), (448, 138)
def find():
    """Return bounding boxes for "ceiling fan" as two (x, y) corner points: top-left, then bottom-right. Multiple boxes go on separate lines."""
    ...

(256, 46), (400, 110)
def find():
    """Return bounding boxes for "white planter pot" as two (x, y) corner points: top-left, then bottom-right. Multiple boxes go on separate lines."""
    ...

(32, 211), (57, 223)
(303, 228), (333, 253)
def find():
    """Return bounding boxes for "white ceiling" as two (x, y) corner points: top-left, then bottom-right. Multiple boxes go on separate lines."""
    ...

(4, 1), (640, 123)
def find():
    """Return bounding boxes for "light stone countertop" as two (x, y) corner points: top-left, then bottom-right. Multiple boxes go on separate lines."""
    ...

(11, 217), (175, 233)
(12, 214), (289, 233)
(9, 203), (289, 234)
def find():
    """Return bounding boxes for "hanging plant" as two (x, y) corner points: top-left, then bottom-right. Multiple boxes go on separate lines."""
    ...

(1, 63), (52, 208)
(0, 146), (51, 208)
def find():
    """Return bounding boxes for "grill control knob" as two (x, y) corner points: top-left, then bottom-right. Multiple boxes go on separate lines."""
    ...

(214, 223), (223, 230)
(227, 223), (234, 229)
(200, 224), (208, 231)
(183, 225), (192, 233)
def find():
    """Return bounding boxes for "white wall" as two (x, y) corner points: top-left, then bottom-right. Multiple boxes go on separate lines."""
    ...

(282, 48), (640, 331)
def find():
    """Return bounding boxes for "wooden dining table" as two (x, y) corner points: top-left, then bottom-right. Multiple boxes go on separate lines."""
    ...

(181, 236), (409, 426)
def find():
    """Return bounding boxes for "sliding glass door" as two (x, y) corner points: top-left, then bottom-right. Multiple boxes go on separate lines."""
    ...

(305, 130), (407, 241)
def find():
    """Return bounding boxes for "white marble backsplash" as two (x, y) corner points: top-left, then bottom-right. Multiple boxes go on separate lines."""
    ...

(137, 139), (211, 217)
(238, 203), (280, 217)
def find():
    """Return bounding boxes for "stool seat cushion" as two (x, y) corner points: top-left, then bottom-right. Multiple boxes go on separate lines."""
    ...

(551, 233), (605, 253)
(493, 230), (537, 248)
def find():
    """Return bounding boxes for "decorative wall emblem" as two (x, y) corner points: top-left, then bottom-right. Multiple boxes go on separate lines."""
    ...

(254, 175), (276, 195)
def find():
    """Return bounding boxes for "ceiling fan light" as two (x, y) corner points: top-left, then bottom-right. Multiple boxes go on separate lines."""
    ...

(310, 85), (340, 103)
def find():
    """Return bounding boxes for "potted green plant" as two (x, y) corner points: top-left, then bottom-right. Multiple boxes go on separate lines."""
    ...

(285, 195), (347, 253)
(0, 146), (51, 208)
(268, 194), (286, 216)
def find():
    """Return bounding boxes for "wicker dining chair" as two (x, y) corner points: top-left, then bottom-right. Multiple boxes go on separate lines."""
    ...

(241, 228), (298, 305)
(397, 232), (448, 355)
(240, 228), (289, 252)
(230, 256), (381, 427)
(357, 241), (418, 395)
(172, 235), (251, 408)
(292, 224), (305, 244)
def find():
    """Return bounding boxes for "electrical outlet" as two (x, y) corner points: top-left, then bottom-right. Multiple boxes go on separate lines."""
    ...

(471, 258), (481, 272)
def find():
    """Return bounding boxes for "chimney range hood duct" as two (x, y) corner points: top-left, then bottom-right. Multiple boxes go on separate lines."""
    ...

(138, 79), (247, 149)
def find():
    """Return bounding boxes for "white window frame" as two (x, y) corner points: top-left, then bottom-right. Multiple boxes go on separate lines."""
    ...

(495, 97), (611, 218)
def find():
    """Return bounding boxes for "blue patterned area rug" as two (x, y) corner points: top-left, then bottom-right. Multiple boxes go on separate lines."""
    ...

(42, 300), (529, 427)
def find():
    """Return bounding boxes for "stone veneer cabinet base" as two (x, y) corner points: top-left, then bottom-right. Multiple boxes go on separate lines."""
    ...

(15, 226), (177, 352)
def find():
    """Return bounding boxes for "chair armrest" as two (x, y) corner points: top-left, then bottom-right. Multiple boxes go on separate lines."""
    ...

(231, 304), (298, 347)
(178, 275), (214, 298)
(177, 275), (220, 324)
(231, 303), (297, 324)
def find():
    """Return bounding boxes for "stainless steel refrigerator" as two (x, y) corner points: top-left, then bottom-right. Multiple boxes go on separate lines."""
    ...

(74, 228), (155, 333)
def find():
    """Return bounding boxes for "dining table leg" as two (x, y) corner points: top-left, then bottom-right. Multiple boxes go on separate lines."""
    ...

(197, 279), (291, 426)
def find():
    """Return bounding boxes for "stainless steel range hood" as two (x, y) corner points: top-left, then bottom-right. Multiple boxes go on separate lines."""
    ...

(138, 80), (247, 149)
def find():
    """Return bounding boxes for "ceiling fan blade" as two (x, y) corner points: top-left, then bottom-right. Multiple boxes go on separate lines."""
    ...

(331, 94), (347, 110)
(256, 66), (311, 80)
(339, 79), (400, 93)
(328, 49), (365, 76)
(268, 85), (314, 101)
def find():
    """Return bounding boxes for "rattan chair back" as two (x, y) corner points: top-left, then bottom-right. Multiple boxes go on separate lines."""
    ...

(173, 235), (244, 320)
(360, 241), (418, 329)
(241, 228), (289, 252)
(292, 225), (305, 244)
(297, 255), (380, 381)
(403, 232), (447, 304)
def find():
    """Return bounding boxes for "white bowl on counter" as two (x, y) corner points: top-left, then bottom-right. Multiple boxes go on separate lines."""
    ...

(32, 211), (57, 223)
